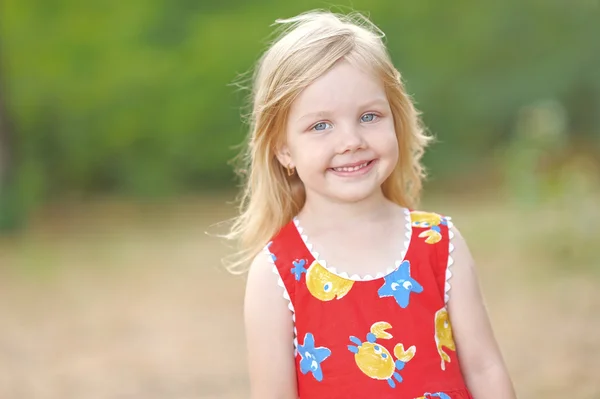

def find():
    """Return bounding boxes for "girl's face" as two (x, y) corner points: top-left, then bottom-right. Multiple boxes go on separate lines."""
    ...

(281, 60), (399, 205)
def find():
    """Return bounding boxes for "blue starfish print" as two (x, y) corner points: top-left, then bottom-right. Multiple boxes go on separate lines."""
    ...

(291, 259), (307, 281)
(298, 333), (331, 382)
(378, 260), (423, 308)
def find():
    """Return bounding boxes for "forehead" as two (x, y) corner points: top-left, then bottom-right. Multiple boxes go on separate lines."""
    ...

(289, 60), (386, 118)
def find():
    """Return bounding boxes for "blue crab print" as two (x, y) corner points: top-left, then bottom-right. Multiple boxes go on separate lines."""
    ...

(291, 259), (307, 281)
(298, 333), (331, 382)
(378, 260), (423, 308)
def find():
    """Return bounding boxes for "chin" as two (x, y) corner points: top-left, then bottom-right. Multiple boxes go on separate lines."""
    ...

(327, 183), (383, 204)
(302, 164), (392, 204)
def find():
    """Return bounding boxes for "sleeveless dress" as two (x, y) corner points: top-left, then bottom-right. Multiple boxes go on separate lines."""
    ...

(265, 208), (473, 399)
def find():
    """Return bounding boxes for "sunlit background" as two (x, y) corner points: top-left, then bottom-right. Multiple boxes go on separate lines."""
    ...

(0, 1), (599, 398)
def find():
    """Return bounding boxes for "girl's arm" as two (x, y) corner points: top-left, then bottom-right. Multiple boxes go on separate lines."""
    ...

(448, 225), (517, 398)
(244, 252), (298, 399)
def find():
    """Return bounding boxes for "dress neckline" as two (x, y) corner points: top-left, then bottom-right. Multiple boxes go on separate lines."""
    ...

(292, 207), (413, 282)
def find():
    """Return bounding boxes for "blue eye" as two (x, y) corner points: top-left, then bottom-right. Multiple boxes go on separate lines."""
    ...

(361, 113), (377, 123)
(312, 122), (332, 131)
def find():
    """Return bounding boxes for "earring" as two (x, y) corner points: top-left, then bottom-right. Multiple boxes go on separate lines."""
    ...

(286, 165), (295, 176)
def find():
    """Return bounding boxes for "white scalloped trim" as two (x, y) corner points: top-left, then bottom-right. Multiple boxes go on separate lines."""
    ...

(264, 243), (298, 354)
(292, 207), (413, 281)
(445, 217), (455, 304)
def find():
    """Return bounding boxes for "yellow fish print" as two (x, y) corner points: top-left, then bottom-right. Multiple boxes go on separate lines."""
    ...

(348, 321), (416, 388)
(305, 260), (354, 301)
(434, 307), (456, 370)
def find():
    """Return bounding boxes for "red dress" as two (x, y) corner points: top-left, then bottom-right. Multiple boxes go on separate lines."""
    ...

(266, 208), (473, 399)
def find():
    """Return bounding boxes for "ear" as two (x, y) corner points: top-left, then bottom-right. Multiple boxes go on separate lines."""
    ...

(275, 142), (294, 169)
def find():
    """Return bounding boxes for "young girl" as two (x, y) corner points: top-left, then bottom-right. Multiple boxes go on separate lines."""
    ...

(228, 10), (516, 399)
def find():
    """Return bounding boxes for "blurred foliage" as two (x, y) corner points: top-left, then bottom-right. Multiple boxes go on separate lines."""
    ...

(500, 99), (600, 271)
(0, 0), (599, 229)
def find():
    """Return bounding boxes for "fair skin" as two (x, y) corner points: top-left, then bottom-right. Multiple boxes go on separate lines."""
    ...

(244, 60), (516, 398)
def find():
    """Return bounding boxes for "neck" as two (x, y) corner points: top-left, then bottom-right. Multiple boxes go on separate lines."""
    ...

(298, 188), (396, 230)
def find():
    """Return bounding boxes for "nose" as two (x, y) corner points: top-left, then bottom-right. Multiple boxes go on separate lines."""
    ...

(337, 123), (366, 153)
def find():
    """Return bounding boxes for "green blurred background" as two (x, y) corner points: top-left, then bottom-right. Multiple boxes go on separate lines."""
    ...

(0, 1), (599, 398)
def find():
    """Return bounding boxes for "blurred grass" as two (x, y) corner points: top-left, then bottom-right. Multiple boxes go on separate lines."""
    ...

(0, 192), (599, 398)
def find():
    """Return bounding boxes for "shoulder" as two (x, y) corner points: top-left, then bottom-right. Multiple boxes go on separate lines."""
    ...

(244, 243), (292, 313)
(244, 248), (299, 397)
(245, 245), (279, 303)
(446, 221), (476, 273)
(244, 245), (294, 332)
(443, 216), (478, 304)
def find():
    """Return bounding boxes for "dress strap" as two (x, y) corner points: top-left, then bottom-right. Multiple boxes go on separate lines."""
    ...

(264, 220), (314, 350)
(408, 210), (454, 304)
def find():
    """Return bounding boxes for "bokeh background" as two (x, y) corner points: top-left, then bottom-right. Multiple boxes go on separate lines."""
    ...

(1, 1), (599, 398)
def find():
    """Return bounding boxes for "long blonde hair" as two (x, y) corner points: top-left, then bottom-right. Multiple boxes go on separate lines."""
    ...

(225, 10), (432, 273)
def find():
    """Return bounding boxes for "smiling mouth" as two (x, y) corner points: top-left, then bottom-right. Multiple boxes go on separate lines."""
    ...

(330, 160), (374, 173)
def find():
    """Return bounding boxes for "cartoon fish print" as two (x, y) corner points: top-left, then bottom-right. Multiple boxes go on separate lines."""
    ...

(378, 260), (423, 308)
(298, 333), (331, 382)
(299, 260), (354, 301)
(434, 307), (456, 370)
(348, 321), (416, 388)
(410, 211), (448, 244)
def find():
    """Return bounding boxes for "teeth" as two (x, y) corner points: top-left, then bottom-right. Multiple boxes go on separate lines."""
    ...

(333, 161), (369, 172)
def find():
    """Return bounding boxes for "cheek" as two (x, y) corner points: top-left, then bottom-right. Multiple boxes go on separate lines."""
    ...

(289, 137), (330, 171)
(372, 126), (399, 155)
(296, 135), (330, 155)
(387, 135), (400, 159)
(286, 136), (305, 161)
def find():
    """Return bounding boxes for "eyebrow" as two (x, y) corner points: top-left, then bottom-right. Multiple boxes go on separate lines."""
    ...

(296, 98), (389, 123)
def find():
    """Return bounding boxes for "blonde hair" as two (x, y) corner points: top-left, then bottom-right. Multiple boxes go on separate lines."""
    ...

(225, 10), (433, 273)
